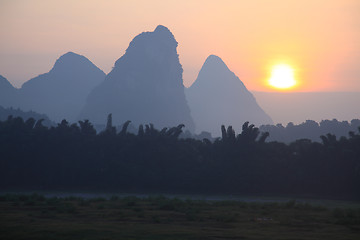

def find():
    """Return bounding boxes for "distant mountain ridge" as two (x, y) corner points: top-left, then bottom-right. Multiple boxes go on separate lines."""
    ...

(1, 27), (271, 132)
(81, 25), (195, 131)
(0, 75), (18, 108)
(259, 119), (360, 143)
(0, 52), (105, 122)
(186, 55), (272, 136)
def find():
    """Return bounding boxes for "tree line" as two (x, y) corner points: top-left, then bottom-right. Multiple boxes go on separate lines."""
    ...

(260, 119), (360, 143)
(0, 115), (359, 200)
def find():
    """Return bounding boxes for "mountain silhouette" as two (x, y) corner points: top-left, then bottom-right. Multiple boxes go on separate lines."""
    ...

(81, 25), (195, 131)
(19, 52), (105, 122)
(0, 75), (18, 108)
(186, 55), (273, 136)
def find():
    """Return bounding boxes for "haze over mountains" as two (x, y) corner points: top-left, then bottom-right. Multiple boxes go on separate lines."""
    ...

(0, 105), (54, 127)
(186, 55), (272, 136)
(19, 52), (105, 122)
(0, 53), (105, 122)
(0, 25), (358, 138)
(81, 25), (195, 131)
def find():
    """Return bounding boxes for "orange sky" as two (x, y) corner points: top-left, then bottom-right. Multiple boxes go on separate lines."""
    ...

(0, 0), (359, 91)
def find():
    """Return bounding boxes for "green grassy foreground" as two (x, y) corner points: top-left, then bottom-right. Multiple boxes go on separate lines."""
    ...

(0, 194), (359, 240)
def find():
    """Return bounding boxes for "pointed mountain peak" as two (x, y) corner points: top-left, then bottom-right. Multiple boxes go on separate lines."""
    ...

(186, 55), (273, 136)
(203, 55), (228, 70)
(155, 25), (170, 32)
(205, 54), (223, 62)
(154, 25), (173, 37)
(189, 55), (235, 89)
(152, 25), (176, 45)
(82, 26), (194, 131)
(57, 51), (85, 62)
(115, 25), (178, 68)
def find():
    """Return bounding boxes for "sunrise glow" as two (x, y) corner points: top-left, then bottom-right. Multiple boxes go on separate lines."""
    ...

(268, 64), (296, 89)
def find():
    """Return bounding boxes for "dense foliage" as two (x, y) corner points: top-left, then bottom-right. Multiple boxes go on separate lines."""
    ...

(260, 119), (360, 143)
(0, 106), (53, 126)
(0, 116), (359, 199)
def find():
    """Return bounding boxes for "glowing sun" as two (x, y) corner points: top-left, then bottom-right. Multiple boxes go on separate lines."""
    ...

(268, 64), (296, 89)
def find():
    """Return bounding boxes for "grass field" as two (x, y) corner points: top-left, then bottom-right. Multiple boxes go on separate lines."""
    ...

(0, 194), (359, 239)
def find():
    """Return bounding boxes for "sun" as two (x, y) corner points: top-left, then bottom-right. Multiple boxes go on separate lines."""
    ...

(268, 64), (296, 89)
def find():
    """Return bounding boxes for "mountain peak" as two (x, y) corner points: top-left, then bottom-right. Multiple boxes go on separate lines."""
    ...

(154, 25), (171, 33)
(62, 51), (78, 57)
(19, 52), (105, 122)
(205, 54), (223, 62)
(186, 55), (273, 135)
(153, 25), (175, 39)
(203, 55), (228, 69)
(51, 52), (99, 73)
(81, 26), (194, 131)
(189, 55), (234, 89)
(57, 51), (84, 62)
(114, 25), (178, 72)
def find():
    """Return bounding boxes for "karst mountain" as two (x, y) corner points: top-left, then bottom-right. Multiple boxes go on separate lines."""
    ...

(81, 25), (195, 131)
(0, 27), (272, 134)
(18, 52), (105, 122)
(186, 55), (273, 136)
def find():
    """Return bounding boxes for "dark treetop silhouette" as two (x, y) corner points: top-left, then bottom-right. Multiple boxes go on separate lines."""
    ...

(260, 119), (360, 143)
(186, 55), (272, 136)
(0, 106), (53, 127)
(0, 116), (359, 199)
(81, 25), (194, 131)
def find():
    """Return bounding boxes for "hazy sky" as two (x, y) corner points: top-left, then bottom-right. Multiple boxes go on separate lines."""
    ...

(0, 0), (359, 91)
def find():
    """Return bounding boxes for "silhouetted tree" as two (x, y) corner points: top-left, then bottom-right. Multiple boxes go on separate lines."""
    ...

(138, 124), (144, 137)
(0, 116), (359, 199)
(119, 120), (131, 136)
(78, 120), (96, 136)
(104, 113), (116, 135)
